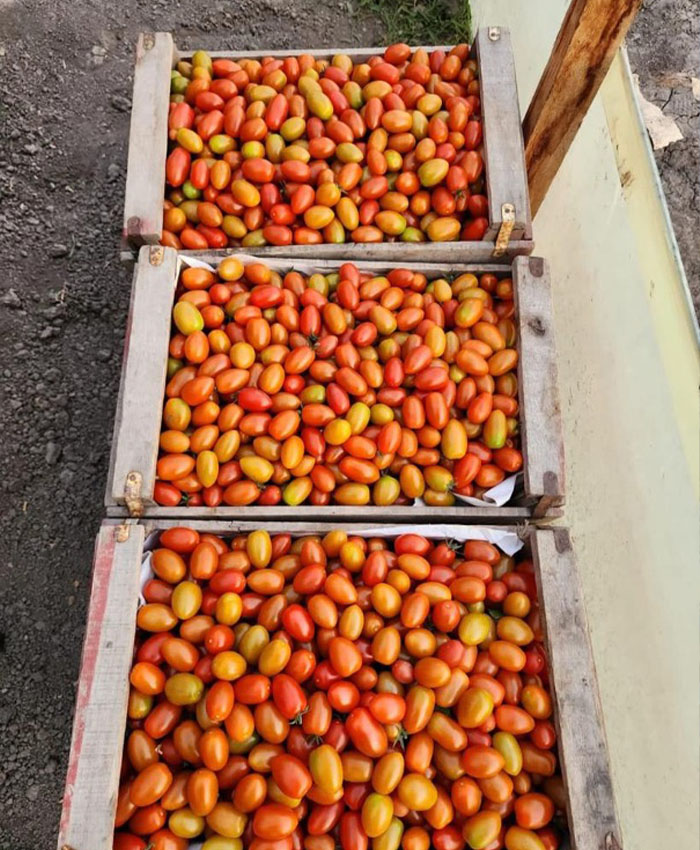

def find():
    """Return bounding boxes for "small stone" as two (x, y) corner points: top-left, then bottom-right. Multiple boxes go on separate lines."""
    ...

(97, 349), (111, 361)
(110, 95), (131, 112)
(23, 144), (39, 155)
(107, 163), (121, 181)
(48, 243), (68, 258)
(0, 289), (21, 308)
(26, 785), (39, 801)
(45, 442), (61, 465)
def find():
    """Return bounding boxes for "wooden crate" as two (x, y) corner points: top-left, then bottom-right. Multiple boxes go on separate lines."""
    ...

(57, 521), (621, 850)
(122, 29), (533, 264)
(105, 246), (565, 521)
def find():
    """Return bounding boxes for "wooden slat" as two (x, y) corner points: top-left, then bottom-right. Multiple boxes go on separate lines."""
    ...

(513, 256), (565, 513)
(123, 33), (174, 247)
(523, 0), (643, 215)
(475, 27), (532, 241)
(57, 523), (146, 850)
(104, 504), (539, 522)
(531, 529), (622, 850)
(107, 246), (178, 509)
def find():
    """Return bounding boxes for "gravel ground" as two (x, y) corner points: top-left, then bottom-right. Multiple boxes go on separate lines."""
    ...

(0, 1), (695, 848)
(628, 0), (699, 312)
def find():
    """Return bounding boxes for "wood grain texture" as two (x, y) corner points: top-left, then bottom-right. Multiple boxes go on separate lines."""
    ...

(513, 256), (566, 512)
(104, 504), (538, 522)
(532, 528), (622, 850)
(475, 27), (532, 241)
(123, 33), (174, 247)
(108, 246), (178, 508)
(523, 0), (643, 214)
(57, 523), (145, 850)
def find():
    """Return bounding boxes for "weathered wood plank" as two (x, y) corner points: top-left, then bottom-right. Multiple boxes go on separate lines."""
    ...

(123, 33), (174, 247)
(513, 256), (566, 510)
(475, 27), (532, 241)
(531, 529), (622, 850)
(57, 523), (145, 850)
(104, 504), (540, 522)
(107, 246), (178, 510)
(523, 0), (643, 215)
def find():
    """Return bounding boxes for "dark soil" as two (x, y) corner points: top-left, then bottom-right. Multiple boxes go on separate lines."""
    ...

(0, 2), (695, 848)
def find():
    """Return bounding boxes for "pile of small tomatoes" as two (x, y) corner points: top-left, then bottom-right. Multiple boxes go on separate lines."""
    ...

(154, 258), (522, 508)
(115, 528), (565, 850)
(163, 43), (490, 250)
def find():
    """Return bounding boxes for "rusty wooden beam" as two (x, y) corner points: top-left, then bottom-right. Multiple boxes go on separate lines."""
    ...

(523, 0), (643, 215)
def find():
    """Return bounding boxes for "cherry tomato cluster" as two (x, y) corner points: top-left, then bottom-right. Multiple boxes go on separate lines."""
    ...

(154, 258), (523, 508)
(115, 528), (565, 850)
(162, 43), (490, 250)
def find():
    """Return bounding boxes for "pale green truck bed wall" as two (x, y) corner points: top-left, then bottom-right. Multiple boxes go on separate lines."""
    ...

(472, 2), (700, 847)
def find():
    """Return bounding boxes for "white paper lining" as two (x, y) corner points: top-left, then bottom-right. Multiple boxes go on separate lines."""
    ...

(177, 253), (521, 508)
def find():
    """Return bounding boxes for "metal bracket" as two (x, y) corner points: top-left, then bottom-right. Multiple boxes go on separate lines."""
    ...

(116, 523), (131, 542)
(488, 27), (501, 41)
(124, 471), (144, 518)
(493, 203), (515, 257)
(149, 245), (164, 266)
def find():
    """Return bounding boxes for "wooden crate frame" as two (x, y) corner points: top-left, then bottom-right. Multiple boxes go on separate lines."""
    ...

(122, 28), (533, 264)
(105, 246), (565, 521)
(57, 521), (621, 850)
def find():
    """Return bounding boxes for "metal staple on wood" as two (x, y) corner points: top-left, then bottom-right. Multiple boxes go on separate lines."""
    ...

(493, 204), (516, 256)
